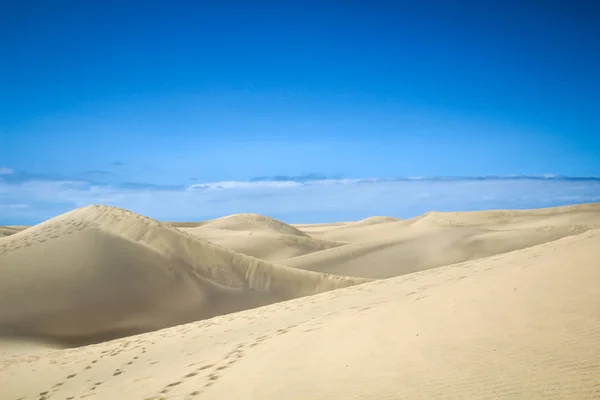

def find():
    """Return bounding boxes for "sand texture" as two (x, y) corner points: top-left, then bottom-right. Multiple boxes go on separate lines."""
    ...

(0, 205), (367, 345)
(0, 226), (27, 237)
(1, 203), (600, 399)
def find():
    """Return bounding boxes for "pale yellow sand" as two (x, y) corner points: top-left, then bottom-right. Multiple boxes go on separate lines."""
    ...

(0, 205), (366, 345)
(199, 213), (310, 237)
(0, 225), (27, 237)
(2, 224), (599, 399)
(1, 203), (600, 399)
(181, 226), (346, 262)
(284, 204), (600, 278)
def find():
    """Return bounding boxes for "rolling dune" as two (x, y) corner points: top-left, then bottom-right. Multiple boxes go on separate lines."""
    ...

(286, 222), (596, 278)
(411, 203), (600, 228)
(200, 213), (310, 237)
(0, 226), (27, 237)
(181, 226), (346, 262)
(0, 205), (367, 345)
(280, 203), (600, 278)
(1, 223), (598, 400)
(1, 203), (600, 399)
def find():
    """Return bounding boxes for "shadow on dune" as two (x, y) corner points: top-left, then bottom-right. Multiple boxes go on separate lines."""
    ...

(0, 205), (369, 348)
(0, 286), (319, 348)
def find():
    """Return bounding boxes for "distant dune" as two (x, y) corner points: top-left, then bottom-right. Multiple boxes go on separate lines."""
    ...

(182, 226), (346, 262)
(1, 203), (599, 399)
(0, 225), (27, 237)
(286, 223), (598, 278)
(164, 221), (206, 228)
(350, 215), (400, 225)
(200, 213), (310, 237)
(411, 202), (600, 228)
(283, 204), (600, 278)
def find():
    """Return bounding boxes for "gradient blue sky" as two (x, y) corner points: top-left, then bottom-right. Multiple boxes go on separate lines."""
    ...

(1, 0), (599, 224)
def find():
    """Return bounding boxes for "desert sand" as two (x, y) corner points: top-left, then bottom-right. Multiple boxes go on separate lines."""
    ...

(0, 226), (27, 238)
(1, 203), (599, 399)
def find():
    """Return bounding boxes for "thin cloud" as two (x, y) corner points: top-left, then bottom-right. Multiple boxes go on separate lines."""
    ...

(249, 173), (337, 183)
(0, 169), (68, 184)
(1, 175), (600, 225)
(0, 204), (29, 209)
(75, 170), (116, 183)
(189, 180), (303, 190)
(82, 170), (114, 176)
(116, 182), (186, 191)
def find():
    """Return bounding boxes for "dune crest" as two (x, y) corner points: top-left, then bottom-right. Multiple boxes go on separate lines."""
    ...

(0, 226), (26, 237)
(2, 225), (598, 399)
(350, 215), (399, 225)
(0, 205), (367, 345)
(412, 202), (600, 228)
(285, 202), (600, 278)
(201, 213), (311, 237)
(181, 226), (346, 262)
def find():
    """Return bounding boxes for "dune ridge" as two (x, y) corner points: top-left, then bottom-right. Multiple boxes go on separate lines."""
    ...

(199, 213), (311, 237)
(412, 202), (600, 227)
(181, 226), (347, 262)
(2, 202), (600, 399)
(0, 226), (26, 237)
(286, 222), (596, 278)
(0, 205), (368, 344)
(1, 224), (598, 399)
(282, 203), (600, 278)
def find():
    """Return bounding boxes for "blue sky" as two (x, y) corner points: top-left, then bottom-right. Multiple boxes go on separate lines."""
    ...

(1, 0), (599, 224)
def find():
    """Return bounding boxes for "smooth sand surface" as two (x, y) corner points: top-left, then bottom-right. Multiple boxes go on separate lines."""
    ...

(0, 226), (27, 237)
(181, 226), (346, 262)
(285, 204), (600, 278)
(198, 213), (311, 237)
(1, 203), (600, 399)
(0, 205), (367, 346)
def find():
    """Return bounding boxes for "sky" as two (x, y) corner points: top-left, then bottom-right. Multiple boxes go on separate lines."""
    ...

(1, 0), (599, 224)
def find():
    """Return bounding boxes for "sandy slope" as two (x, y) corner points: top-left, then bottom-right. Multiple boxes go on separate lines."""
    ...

(286, 222), (596, 278)
(0, 225), (27, 237)
(199, 213), (310, 237)
(282, 204), (600, 278)
(2, 202), (600, 399)
(413, 202), (600, 227)
(0, 205), (367, 345)
(291, 216), (397, 237)
(163, 206), (600, 280)
(2, 226), (598, 400)
(299, 204), (600, 243)
(181, 226), (346, 262)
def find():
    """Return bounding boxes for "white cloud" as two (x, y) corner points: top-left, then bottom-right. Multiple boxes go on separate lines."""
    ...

(0, 204), (29, 209)
(1, 176), (600, 225)
(189, 180), (303, 190)
(0, 167), (15, 175)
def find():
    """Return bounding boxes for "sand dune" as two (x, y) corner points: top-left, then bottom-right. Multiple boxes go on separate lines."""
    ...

(348, 215), (400, 225)
(2, 202), (600, 399)
(280, 203), (600, 278)
(164, 221), (206, 228)
(200, 213), (310, 237)
(286, 222), (596, 278)
(412, 203), (600, 228)
(300, 204), (600, 242)
(292, 216), (399, 238)
(0, 225), (27, 237)
(181, 226), (346, 262)
(289, 221), (348, 236)
(2, 224), (598, 399)
(298, 218), (412, 242)
(0, 205), (367, 345)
